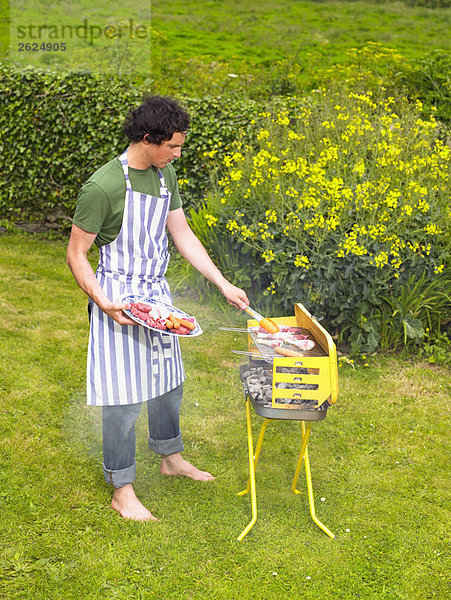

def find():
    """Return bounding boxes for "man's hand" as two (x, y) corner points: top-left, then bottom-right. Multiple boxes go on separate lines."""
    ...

(101, 301), (137, 326)
(218, 281), (249, 311)
(67, 225), (137, 326)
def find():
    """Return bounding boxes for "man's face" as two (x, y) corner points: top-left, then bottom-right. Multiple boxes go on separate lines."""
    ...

(146, 132), (186, 169)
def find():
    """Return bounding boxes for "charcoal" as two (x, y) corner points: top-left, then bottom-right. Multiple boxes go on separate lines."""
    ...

(279, 367), (309, 375)
(242, 365), (325, 411)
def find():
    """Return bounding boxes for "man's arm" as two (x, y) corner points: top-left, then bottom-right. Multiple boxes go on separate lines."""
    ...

(66, 224), (135, 325)
(166, 208), (249, 310)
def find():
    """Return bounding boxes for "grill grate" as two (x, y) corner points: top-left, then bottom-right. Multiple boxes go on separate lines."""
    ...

(241, 302), (338, 412)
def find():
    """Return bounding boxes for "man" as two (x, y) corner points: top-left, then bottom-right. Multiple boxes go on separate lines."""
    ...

(67, 95), (248, 522)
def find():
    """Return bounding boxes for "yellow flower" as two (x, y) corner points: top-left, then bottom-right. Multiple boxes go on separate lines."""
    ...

(257, 129), (270, 140)
(226, 220), (239, 233)
(285, 187), (299, 198)
(294, 255), (310, 269)
(281, 160), (297, 174)
(352, 160), (365, 177)
(275, 112), (290, 126)
(205, 214), (218, 227)
(424, 223), (441, 235)
(288, 130), (305, 140)
(265, 209), (277, 223)
(262, 250), (275, 263)
(253, 153), (268, 168)
(266, 282), (277, 295)
(240, 225), (254, 239)
(371, 252), (389, 268)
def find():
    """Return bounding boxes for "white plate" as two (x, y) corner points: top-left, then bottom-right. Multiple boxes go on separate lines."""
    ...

(119, 295), (203, 338)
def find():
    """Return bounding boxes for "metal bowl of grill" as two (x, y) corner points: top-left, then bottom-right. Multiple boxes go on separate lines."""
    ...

(239, 362), (329, 421)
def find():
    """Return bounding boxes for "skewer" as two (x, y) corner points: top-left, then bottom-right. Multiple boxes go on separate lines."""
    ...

(219, 327), (254, 333)
(231, 350), (273, 362)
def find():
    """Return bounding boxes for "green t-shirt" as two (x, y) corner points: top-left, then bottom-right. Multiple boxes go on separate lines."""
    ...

(73, 157), (182, 247)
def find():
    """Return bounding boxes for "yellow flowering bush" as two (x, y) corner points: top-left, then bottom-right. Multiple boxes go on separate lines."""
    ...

(200, 88), (450, 351)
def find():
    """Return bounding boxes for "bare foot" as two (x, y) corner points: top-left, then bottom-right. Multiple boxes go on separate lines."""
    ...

(160, 453), (215, 481)
(111, 484), (158, 522)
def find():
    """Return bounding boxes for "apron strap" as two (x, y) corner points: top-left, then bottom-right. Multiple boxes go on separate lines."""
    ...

(156, 168), (170, 199)
(119, 148), (171, 199)
(118, 148), (133, 191)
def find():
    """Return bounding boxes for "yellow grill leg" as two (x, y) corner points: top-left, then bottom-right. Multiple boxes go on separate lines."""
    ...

(292, 421), (335, 539)
(237, 396), (260, 541)
(238, 417), (272, 497)
(291, 421), (312, 493)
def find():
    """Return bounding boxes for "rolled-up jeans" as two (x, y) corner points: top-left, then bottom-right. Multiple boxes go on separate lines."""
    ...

(102, 383), (184, 488)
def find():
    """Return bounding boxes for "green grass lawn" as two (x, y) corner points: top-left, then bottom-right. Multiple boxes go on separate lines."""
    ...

(4, 0), (450, 78)
(151, 0), (451, 63)
(0, 231), (449, 599)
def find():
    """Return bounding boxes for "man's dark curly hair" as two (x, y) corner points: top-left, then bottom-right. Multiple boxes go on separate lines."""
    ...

(123, 95), (190, 144)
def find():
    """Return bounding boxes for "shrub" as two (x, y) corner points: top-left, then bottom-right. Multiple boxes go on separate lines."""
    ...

(395, 50), (451, 124)
(318, 44), (451, 125)
(404, 0), (451, 7)
(193, 87), (450, 352)
(379, 270), (451, 351)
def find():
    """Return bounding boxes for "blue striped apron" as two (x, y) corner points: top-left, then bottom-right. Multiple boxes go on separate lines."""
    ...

(86, 148), (185, 406)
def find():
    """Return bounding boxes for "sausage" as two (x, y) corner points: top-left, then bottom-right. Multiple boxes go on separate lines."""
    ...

(259, 318), (280, 334)
(169, 314), (181, 329)
(177, 318), (196, 331)
(176, 325), (192, 335)
(275, 347), (304, 358)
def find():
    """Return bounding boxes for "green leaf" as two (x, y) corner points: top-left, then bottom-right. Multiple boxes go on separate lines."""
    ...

(402, 315), (424, 343)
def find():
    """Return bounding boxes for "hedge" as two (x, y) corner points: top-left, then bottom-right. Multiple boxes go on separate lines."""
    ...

(0, 65), (259, 226)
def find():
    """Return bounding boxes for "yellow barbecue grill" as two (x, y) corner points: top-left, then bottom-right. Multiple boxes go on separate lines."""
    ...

(235, 302), (338, 541)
